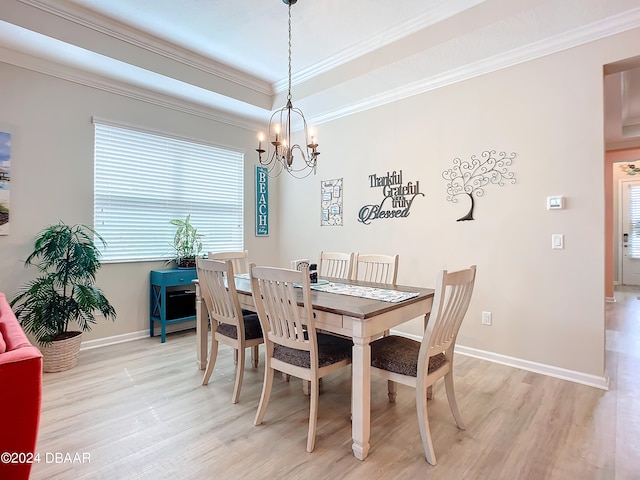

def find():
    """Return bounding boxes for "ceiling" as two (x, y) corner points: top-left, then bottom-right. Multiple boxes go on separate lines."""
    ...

(1, 0), (640, 149)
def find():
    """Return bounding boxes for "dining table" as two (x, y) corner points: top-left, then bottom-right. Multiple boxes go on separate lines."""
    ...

(193, 274), (435, 461)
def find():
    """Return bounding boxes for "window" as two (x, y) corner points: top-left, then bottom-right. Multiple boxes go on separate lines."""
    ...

(629, 184), (640, 258)
(94, 120), (244, 262)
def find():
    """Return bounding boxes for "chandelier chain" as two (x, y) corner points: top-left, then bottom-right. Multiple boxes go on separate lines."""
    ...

(287, 2), (292, 102)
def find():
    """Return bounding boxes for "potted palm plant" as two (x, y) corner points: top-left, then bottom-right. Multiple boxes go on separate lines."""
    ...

(11, 222), (116, 372)
(170, 214), (203, 268)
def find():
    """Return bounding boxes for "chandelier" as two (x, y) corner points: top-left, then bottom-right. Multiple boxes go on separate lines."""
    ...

(256, 0), (319, 178)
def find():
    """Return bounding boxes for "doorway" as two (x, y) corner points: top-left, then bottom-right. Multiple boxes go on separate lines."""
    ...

(620, 178), (640, 286)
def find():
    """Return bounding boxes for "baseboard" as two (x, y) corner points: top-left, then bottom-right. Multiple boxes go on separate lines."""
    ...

(81, 320), (197, 351)
(391, 330), (610, 391)
(456, 345), (610, 390)
(605, 296), (616, 303)
(80, 330), (150, 350)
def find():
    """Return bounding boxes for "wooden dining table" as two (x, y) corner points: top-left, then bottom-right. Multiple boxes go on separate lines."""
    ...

(194, 275), (435, 461)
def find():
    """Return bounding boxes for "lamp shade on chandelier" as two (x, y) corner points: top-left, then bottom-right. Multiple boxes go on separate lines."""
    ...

(256, 0), (319, 178)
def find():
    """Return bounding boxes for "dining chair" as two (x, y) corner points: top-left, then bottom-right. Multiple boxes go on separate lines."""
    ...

(249, 263), (353, 452)
(197, 258), (264, 404)
(352, 253), (399, 284)
(208, 250), (249, 275)
(318, 251), (355, 280)
(369, 265), (477, 465)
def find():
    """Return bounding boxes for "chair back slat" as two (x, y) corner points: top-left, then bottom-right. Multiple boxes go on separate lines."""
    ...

(197, 259), (242, 330)
(208, 250), (249, 275)
(250, 265), (315, 354)
(353, 253), (399, 284)
(418, 266), (476, 375)
(319, 251), (354, 280)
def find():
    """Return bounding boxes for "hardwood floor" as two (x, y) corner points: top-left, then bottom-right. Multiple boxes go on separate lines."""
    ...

(30, 288), (640, 479)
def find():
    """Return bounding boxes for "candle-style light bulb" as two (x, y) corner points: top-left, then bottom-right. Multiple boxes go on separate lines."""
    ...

(257, 132), (265, 150)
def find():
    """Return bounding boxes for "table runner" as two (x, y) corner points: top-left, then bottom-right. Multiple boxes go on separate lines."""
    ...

(234, 274), (418, 303)
(309, 282), (419, 303)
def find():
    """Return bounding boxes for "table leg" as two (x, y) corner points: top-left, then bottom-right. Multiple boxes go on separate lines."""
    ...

(351, 336), (371, 460)
(195, 283), (207, 370)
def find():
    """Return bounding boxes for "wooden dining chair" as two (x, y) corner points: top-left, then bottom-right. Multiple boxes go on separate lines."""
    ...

(197, 258), (263, 404)
(318, 251), (355, 280)
(208, 250), (249, 275)
(369, 265), (477, 465)
(249, 263), (353, 452)
(352, 253), (399, 283)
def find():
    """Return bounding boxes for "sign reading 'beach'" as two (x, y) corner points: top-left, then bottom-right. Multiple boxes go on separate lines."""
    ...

(357, 170), (424, 225)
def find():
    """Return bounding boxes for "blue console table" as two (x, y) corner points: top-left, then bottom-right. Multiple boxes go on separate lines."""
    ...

(150, 268), (198, 343)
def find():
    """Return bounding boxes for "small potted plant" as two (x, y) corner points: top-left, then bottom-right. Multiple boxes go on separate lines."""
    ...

(11, 222), (116, 372)
(170, 214), (203, 268)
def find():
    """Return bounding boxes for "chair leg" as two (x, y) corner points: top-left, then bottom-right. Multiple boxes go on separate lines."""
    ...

(254, 365), (275, 426)
(232, 347), (245, 404)
(416, 383), (437, 465)
(233, 349), (238, 365)
(251, 345), (259, 368)
(387, 380), (397, 402)
(426, 385), (434, 400)
(444, 372), (465, 430)
(306, 377), (319, 452)
(201, 335), (219, 386)
(303, 378), (323, 396)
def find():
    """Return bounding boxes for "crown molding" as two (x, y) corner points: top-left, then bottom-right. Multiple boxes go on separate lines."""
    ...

(17, 0), (273, 96)
(309, 7), (640, 126)
(274, 0), (486, 93)
(0, 45), (265, 132)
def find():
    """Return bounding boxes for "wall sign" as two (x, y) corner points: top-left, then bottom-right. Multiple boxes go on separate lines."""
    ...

(357, 170), (424, 225)
(255, 165), (269, 236)
(321, 178), (343, 226)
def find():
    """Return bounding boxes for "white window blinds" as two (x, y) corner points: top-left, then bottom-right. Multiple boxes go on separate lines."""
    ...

(94, 121), (244, 262)
(629, 184), (640, 259)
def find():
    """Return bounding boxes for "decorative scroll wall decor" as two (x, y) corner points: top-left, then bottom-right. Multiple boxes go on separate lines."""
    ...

(321, 178), (343, 226)
(255, 165), (269, 236)
(358, 170), (424, 225)
(0, 131), (10, 236)
(442, 150), (516, 221)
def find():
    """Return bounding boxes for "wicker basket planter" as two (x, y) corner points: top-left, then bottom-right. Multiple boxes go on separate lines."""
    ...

(41, 331), (83, 373)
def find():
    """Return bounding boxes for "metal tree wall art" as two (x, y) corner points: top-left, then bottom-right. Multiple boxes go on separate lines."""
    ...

(442, 150), (516, 221)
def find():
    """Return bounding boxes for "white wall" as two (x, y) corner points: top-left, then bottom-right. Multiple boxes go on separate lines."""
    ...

(0, 63), (279, 343)
(276, 27), (640, 379)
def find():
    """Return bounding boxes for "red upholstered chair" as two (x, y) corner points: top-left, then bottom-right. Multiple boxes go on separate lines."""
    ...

(0, 292), (43, 480)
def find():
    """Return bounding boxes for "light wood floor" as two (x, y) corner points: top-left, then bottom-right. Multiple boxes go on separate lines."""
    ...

(31, 288), (640, 480)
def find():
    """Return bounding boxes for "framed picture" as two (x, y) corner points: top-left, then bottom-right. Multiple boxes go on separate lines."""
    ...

(0, 131), (11, 236)
(321, 178), (343, 226)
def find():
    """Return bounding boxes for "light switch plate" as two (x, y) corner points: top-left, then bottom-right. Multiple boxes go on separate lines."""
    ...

(552, 234), (564, 249)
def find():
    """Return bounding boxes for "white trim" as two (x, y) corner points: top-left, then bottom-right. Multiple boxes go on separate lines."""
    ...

(80, 330), (149, 351)
(310, 8), (640, 126)
(392, 330), (610, 391)
(455, 345), (610, 391)
(80, 321), (197, 351)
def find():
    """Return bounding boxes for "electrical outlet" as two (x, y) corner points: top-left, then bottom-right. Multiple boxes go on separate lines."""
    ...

(482, 311), (492, 326)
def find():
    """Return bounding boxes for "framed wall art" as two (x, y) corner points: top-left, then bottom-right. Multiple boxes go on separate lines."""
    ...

(0, 131), (11, 235)
(321, 178), (343, 226)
